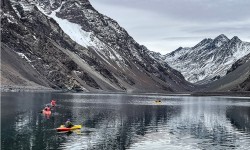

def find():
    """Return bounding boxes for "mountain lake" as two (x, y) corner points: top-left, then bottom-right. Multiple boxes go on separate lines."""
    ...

(1, 92), (250, 150)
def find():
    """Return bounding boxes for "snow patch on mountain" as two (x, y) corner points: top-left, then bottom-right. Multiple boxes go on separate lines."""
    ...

(16, 52), (32, 63)
(36, 4), (125, 66)
(9, 0), (35, 18)
(36, 5), (90, 47)
(2, 12), (17, 24)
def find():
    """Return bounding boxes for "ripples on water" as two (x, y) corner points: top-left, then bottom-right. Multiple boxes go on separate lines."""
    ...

(1, 92), (250, 150)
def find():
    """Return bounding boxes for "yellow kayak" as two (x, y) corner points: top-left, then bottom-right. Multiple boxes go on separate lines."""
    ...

(155, 100), (162, 103)
(56, 125), (82, 131)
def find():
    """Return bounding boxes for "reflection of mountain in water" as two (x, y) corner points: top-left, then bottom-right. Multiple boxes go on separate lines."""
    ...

(68, 99), (181, 149)
(1, 92), (60, 150)
(63, 96), (250, 150)
(2, 93), (250, 150)
(167, 97), (250, 150)
(226, 106), (250, 133)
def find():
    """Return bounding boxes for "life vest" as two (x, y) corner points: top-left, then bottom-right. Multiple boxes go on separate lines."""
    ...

(45, 107), (51, 111)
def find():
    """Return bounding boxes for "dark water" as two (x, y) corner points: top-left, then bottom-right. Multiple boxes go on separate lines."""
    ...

(1, 92), (250, 150)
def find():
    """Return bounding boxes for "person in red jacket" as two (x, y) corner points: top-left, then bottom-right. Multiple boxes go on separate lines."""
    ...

(51, 99), (56, 107)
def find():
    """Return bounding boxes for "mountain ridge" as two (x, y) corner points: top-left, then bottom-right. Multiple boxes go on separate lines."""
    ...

(1, 0), (193, 92)
(2, 0), (249, 93)
(164, 34), (250, 84)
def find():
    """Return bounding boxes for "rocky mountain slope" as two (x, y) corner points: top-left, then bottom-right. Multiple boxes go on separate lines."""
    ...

(1, 43), (53, 91)
(203, 58), (250, 92)
(164, 34), (250, 84)
(227, 52), (250, 75)
(225, 53), (250, 91)
(1, 0), (193, 92)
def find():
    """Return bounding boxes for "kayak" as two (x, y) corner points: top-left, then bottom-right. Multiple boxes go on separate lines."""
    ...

(56, 125), (82, 131)
(155, 100), (161, 103)
(42, 110), (52, 115)
(56, 125), (82, 132)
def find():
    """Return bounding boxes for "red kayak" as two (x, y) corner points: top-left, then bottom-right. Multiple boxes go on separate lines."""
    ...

(56, 125), (82, 132)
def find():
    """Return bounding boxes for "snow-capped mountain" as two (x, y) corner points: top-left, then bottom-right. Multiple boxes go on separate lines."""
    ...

(1, 0), (193, 92)
(164, 34), (250, 84)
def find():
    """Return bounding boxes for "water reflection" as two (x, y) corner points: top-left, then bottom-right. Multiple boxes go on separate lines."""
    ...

(129, 97), (250, 150)
(165, 97), (237, 149)
(1, 93), (250, 150)
(1, 92), (61, 150)
(227, 106), (250, 132)
(81, 104), (180, 150)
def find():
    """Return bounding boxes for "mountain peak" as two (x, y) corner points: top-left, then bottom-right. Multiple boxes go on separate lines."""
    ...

(212, 34), (229, 48)
(168, 47), (183, 56)
(176, 47), (183, 51)
(192, 38), (213, 49)
(164, 34), (250, 84)
(231, 36), (241, 42)
(214, 34), (229, 41)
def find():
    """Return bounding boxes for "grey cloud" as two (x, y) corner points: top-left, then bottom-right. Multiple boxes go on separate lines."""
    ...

(90, 0), (250, 22)
(162, 36), (204, 41)
(90, 0), (250, 53)
(187, 26), (250, 35)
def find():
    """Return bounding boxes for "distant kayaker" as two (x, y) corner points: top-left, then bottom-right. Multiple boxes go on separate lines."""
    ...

(44, 105), (51, 111)
(51, 99), (56, 107)
(65, 119), (74, 128)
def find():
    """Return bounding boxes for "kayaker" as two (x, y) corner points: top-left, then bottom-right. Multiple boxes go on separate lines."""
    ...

(44, 105), (51, 111)
(65, 119), (74, 128)
(51, 99), (56, 107)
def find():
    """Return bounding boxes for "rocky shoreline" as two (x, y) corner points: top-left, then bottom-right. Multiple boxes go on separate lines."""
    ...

(0, 85), (56, 92)
(191, 91), (250, 97)
(1, 85), (250, 97)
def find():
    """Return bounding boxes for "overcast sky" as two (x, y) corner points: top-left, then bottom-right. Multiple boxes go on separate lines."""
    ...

(90, 0), (250, 54)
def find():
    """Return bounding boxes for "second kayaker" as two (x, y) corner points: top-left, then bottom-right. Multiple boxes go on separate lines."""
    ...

(51, 99), (56, 107)
(65, 119), (74, 128)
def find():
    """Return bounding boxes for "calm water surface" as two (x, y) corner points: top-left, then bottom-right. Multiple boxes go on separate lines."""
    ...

(1, 92), (250, 150)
